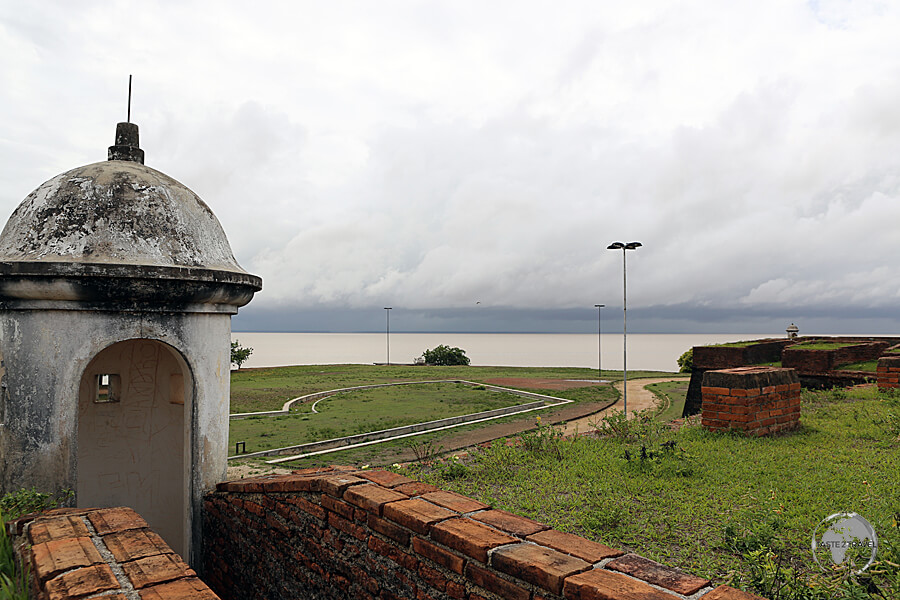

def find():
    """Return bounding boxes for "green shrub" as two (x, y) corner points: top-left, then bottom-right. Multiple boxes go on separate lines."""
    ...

(231, 340), (253, 369)
(0, 487), (72, 520)
(421, 345), (470, 366)
(677, 348), (693, 373)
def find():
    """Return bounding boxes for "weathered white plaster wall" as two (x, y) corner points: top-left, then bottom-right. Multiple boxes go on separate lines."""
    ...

(0, 309), (231, 565)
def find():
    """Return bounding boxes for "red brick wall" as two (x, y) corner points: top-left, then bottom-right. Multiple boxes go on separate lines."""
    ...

(8, 506), (219, 600)
(782, 341), (889, 374)
(202, 467), (766, 600)
(877, 356), (900, 390)
(692, 340), (792, 370)
(701, 367), (800, 436)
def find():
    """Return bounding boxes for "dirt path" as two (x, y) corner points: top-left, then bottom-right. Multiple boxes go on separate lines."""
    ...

(558, 377), (689, 436)
(225, 376), (689, 478)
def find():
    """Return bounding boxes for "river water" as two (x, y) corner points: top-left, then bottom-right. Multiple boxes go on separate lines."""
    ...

(230, 332), (786, 372)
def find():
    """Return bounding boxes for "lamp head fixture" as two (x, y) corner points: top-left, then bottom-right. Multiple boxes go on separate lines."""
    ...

(607, 241), (642, 250)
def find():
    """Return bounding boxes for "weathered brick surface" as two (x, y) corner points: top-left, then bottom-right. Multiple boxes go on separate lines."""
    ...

(877, 356), (900, 390)
(13, 507), (219, 600)
(344, 483), (408, 515)
(412, 537), (465, 574)
(471, 509), (548, 537)
(421, 490), (490, 513)
(198, 469), (765, 600)
(27, 515), (90, 545)
(563, 568), (680, 599)
(31, 537), (104, 582)
(465, 563), (530, 600)
(493, 542), (590, 594)
(383, 498), (456, 534)
(702, 367), (801, 436)
(527, 529), (624, 562)
(87, 507), (147, 535)
(357, 469), (416, 488)
(122, 552), (195, 589)
(607, 553), (709, 595)
(394, 481), (442, 497)
(103, 528), (172, 562)
(44, 563), (120, 599)
(318, 473), (368, 497)
(430, 517), (517, 563)
(140, 577), (221, 599)
(703, 585), (769, 600)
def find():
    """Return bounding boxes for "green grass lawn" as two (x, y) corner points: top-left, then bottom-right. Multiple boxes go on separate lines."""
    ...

(230, 364), (668, 413)
(751, 360), (782, 367)
(646, 379), (689, 421)
(405, 386), (900, 599)
(229, 382), (528, 453)
(230, 377), (620, 462)
(837, 359), (879, 371)
(706, 340), (766, 348)
(790, 341), (859, 350)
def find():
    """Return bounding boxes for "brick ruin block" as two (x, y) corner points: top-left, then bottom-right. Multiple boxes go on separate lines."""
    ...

(782, 341), (889, 374)
(876, 356), (900, 390)
(701, 367), (801, 436)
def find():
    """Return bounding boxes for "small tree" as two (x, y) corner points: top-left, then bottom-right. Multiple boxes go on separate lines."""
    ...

(422, 345), (470, 366)
(677, 348), (693, 373)
(231, 340), (253, 370)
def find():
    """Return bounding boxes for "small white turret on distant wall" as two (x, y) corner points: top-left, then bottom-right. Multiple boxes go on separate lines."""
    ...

(0, 120), (261, 566)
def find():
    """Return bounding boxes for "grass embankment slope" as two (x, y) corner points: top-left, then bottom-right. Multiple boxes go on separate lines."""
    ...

(407, 385), (900, 598)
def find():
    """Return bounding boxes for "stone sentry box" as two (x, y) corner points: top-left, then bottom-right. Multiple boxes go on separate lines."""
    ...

(0, 121), (261, 565)
(701, 367), (801, 435)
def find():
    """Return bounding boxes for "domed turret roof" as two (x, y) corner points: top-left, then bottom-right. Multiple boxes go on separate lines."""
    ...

(0, 123), (247, 274)
(0, 122), (261, 310)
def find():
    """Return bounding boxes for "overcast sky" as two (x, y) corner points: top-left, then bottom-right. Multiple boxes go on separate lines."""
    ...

(2, 1), (900, 334)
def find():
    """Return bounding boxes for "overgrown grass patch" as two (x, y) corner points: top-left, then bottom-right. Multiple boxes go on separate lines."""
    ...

(645, 379), (689, 422)
(406, 387), (900, 598)
(791, 341), (859, 350)
(837, 359), (878, 371)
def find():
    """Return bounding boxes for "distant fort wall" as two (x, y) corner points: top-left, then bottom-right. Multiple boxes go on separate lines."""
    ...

(684, 336), (900, 416)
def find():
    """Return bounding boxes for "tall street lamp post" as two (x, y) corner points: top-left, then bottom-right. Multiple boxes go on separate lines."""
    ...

(594, 304), (604, 382)
(607, 241), (641, 416)
(384, 307), (392, 365)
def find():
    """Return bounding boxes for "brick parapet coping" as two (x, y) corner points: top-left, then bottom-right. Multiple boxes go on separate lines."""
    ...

(204, 466), (767, 600)
(7, 506), (218, 600)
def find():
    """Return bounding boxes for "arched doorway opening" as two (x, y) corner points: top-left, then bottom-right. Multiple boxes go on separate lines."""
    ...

(77, 339), (193, 557)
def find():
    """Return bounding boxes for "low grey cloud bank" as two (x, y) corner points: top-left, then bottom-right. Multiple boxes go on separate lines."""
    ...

(2, 1), (900, 332)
